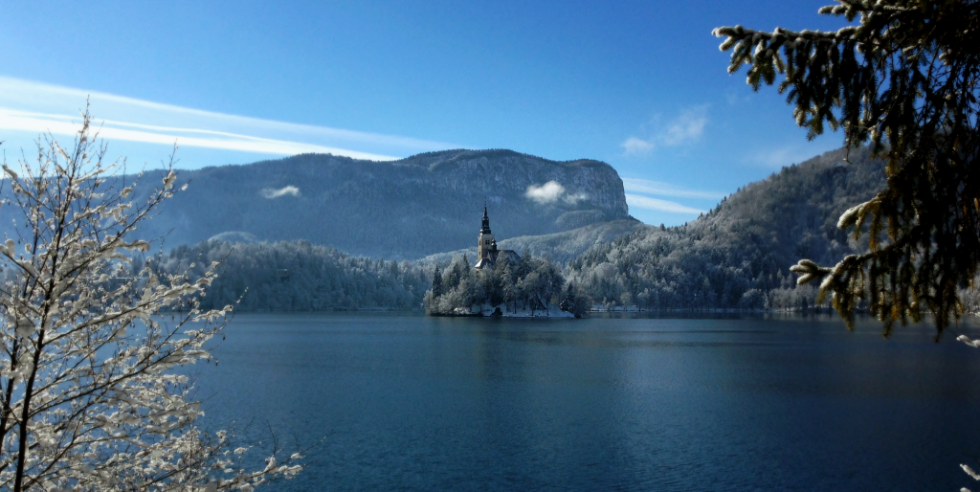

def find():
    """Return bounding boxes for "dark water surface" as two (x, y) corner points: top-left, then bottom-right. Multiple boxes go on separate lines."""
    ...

(195, 313), (980, 491)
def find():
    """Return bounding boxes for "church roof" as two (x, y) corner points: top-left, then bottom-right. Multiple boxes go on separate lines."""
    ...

(474, 248), (520, 270)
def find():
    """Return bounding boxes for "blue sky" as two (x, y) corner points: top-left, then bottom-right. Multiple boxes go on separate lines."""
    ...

(0, 0), (852, 226)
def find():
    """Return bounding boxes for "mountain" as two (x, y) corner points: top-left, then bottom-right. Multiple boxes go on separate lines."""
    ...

(566, 146), (891, 310)
(121, 149), (629, 259)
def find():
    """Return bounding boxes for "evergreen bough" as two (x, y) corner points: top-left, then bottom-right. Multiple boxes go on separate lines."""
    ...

(715, 0), (980, 337)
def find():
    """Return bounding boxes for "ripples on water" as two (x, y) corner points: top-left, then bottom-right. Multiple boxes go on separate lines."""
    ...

(193, 313), (980, 491)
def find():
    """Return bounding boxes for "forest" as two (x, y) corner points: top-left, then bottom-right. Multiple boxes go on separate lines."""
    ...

(565, 146), (888, 311)
(150, 240), (589, 316)
(422, 252), (590, 316)
(148, 240), (430, 311)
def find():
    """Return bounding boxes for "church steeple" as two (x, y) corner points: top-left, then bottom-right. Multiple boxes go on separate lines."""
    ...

(480, 202), (492, 234)
(477, 202), (495, 265)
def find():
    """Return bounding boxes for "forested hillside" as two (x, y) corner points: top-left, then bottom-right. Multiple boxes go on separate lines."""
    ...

(151, 240), (430, 311)
(566, 146), (889, 310)
(152, 238), (590, 315)
(20, 149), (628, 259)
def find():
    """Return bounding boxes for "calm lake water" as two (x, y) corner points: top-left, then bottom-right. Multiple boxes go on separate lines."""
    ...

(194, 313), (980, 491)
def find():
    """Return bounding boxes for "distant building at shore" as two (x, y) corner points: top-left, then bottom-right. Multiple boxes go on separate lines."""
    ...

(474, 204), (520, 269)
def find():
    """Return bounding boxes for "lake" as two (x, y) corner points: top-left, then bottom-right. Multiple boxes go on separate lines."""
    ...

(194, 312), (980, 491)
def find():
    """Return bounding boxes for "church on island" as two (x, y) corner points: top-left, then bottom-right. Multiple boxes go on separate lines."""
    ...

(423, 204), (581, 318)
(474, 204), (520, 269)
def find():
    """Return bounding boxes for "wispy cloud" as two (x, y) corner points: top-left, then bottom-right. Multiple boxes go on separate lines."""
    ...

(526, 181), (564, 204)
(725, 88), (751, 105)
(0, 76), (456, 161)
(754, 147), (810, 169)
(621, 105), (708, 156)
(625, 194), (704, 215)
(622, 178), (725, 200)
(525, 181), (587, 205)
(661, 107), (708, 146)
(621, 137), (654, 155)
(750, 142), (839, 169)
(260, 185), (301, 199)
(0, 109), (398, 161)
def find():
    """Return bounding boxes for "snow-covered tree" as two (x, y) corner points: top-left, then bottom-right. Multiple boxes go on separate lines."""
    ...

(431, 266), (443, 298)
(0, 110), (302, 491)
(715, 0), (980, 336)
(423, 252), (568, 315)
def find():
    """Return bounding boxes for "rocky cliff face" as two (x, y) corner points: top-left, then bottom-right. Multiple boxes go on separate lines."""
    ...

(118, 149), (630, 259)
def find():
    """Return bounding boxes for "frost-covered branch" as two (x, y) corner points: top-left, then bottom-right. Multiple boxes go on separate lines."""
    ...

(0, 107), (304, 491)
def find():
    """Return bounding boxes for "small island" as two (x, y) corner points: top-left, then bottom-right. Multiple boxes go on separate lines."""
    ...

(424, 205), (589, 317)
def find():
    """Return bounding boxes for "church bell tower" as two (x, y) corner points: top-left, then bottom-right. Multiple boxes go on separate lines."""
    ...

(478, 203), (495, 262)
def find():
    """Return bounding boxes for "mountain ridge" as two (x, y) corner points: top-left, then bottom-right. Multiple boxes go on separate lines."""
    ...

(0, 148), (631, 260)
